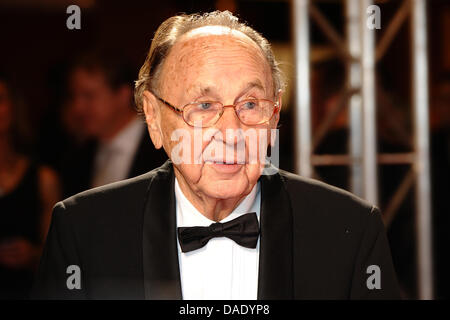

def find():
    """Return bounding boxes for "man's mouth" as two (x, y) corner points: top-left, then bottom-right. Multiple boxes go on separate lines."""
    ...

(204, 160), (245, 173)
(205, 160), (244, 165)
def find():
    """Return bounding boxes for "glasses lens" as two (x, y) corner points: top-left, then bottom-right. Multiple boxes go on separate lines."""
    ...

(237, 99), (274, 125)
(184, 102), (223, 127)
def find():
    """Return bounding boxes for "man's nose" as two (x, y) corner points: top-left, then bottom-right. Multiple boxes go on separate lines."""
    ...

(216, 105), (242, 131)
(211, 106), (247, 162)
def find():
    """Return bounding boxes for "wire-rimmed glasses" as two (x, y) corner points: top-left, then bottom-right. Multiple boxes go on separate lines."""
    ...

(150, 91), (280, 128)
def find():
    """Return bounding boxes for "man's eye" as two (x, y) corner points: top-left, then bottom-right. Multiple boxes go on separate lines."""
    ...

(197, 102), (212, 110)
(243, 101), (258, 110)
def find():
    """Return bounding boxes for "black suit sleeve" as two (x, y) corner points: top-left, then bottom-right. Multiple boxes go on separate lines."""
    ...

(31, 202), (87, 299)
(350, 206), (401, 299)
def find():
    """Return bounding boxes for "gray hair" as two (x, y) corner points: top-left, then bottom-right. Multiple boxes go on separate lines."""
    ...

(134, 10), (285, 113)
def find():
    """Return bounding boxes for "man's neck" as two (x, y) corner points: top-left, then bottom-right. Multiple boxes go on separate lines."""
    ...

(173, 167), (250, 222)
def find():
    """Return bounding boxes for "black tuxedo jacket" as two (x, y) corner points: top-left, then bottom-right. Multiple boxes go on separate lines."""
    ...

(61, 128), (167, 198)
(32, 160), (400, 299)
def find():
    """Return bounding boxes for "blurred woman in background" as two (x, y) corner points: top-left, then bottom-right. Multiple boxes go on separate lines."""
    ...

(0, 72), (61, 299)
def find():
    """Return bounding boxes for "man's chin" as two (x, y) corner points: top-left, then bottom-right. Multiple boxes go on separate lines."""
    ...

(200, 177), (252, 200)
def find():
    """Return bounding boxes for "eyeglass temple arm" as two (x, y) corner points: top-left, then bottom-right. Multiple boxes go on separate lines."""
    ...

(150, 91), (184, 113)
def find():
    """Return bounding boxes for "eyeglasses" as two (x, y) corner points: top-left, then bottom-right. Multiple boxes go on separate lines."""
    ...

(150, 91), (280, 128)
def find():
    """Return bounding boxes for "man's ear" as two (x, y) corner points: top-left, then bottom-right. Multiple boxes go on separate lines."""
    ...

(268, 90), (282, 147)
(271, 90), (283, 128)
(142, 90), (163, 149)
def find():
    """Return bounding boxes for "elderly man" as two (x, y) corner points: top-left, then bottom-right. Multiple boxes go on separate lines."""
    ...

(32, 11), (400, 300)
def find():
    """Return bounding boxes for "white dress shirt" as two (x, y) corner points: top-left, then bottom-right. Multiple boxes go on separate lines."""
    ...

(175, 178), (261, 300)
(91, 116), (144, 188)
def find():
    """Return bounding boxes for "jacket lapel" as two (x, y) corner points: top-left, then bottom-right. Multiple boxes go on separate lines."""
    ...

(142, 160), (182, 299)
(257, 172), (294, 299)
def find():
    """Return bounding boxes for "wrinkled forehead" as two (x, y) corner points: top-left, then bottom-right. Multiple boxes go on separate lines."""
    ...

(160, 25), (273, 93)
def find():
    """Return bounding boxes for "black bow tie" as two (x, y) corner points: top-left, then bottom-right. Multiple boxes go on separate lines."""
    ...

(177, 212), (260, 253)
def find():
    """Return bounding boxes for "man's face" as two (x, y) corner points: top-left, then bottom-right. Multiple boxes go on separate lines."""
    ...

(67, 68), (120, 139)
(144, 28), (280, 200)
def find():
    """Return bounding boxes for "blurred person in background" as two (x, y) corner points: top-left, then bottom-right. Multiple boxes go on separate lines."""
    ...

(61, 52), (167, 198)
(0, 73), (61, 299)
